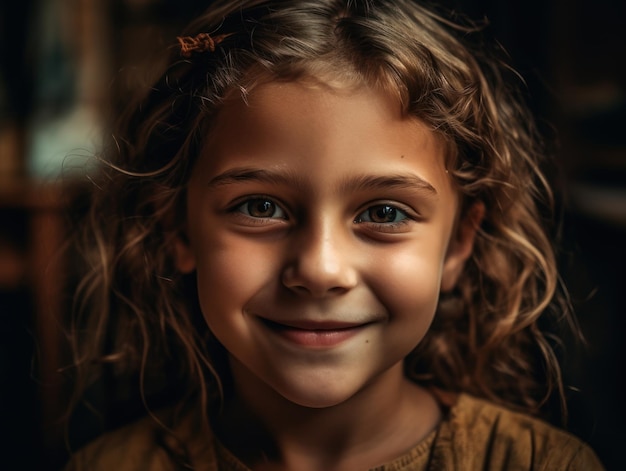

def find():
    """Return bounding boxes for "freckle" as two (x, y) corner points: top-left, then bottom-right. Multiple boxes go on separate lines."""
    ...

(365, 339), (369, 344)
(400, 155), (405, 159)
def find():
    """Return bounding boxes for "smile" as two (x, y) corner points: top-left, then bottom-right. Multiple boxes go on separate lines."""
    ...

(258, 318), (371, 348)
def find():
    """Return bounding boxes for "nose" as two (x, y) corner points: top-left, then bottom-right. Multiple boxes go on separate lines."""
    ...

(281, 220), (358, 297)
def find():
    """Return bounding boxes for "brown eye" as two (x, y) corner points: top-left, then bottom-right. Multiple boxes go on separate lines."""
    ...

(236, 198), (287, 219)
(370, 205), (397, 223)
(355, 204), (406, 224)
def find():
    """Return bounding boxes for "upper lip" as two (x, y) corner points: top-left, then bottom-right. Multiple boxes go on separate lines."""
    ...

(259, 318), (369, 331)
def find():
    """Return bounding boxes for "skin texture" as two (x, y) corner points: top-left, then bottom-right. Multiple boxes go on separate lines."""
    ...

(175, 81), (479, 470)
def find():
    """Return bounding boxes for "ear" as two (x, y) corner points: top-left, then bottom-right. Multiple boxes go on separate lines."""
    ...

(172, 228), (196, 274)
(154, 188), (196, 274)
(441, 201), (484, 292)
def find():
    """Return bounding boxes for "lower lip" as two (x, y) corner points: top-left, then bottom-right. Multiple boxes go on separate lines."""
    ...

(262, 321), (366, 348)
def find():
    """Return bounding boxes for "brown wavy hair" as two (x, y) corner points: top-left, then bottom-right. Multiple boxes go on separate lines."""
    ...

(69, 0), (574, 432)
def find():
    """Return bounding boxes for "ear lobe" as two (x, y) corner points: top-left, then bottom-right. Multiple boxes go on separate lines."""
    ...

(441, 202), (484, 292)
(173, 231), (196, 274)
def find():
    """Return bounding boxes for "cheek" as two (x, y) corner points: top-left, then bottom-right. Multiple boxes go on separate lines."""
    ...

(370, 246), (445, 321)
(192, 234), (276, 326)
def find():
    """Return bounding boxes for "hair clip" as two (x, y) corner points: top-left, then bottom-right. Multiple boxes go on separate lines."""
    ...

(177, 33), (231, 57)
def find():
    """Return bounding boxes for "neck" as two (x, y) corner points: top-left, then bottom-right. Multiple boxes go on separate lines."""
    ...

(215, 360), (441, 471)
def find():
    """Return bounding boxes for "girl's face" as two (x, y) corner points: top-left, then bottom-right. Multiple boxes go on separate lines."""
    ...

(177, 80), (476, 409)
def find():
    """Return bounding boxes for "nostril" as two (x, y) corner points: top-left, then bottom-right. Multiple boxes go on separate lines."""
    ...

(286, 284), (311, 295)
(281, 272), (353, 298)
(328, 286), (349, 295)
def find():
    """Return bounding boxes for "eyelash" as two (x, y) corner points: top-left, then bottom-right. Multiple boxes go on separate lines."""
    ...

(230, 196), (289, 221)
(229, 197), (417, 232)
(354, 203), (414, 232)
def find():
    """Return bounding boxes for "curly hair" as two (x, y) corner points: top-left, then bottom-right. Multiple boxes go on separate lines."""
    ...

(69, 0), (572, 430)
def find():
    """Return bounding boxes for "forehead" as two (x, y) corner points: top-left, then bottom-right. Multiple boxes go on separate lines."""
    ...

(197, 80), (454, 200)
(215, 80), (405, 146)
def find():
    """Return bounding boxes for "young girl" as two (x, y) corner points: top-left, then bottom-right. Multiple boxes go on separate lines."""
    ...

(65, 0), (604, 469)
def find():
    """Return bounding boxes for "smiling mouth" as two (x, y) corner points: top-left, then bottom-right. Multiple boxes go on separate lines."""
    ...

(259, 318), (370, 347)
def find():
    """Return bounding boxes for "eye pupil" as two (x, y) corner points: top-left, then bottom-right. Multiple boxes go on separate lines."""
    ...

(249, 199), (275, 217)
(371, 205), (396, 223)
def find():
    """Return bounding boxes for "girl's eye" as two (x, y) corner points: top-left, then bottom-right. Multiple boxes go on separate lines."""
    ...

(355, 204), (409, 224)
(235, 198), (287, 219)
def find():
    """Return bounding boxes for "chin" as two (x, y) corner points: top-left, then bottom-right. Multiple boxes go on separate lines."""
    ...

(274, 382), (359, 410)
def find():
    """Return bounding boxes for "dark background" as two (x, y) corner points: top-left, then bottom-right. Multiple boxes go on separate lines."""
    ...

(0, 0), (624, 469)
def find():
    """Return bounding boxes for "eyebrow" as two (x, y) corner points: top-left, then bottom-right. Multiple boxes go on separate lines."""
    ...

(207, 167), (306, 189)
(206, 166), (437, 196)
(344, 173), (437, 196)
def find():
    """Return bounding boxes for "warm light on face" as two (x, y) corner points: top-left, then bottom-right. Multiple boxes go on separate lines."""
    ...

(175, 80), (473, 409)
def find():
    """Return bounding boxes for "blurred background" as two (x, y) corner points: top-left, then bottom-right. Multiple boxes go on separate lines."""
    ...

(0, 0), (624, 469)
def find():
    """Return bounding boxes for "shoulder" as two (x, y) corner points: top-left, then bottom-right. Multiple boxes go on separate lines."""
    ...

(435, 393), (605, 470)
(64, 413), (171, 471)
(63, 408), (222, 471)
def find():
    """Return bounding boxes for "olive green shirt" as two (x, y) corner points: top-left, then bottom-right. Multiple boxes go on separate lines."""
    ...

(65, 393), (604, 470)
